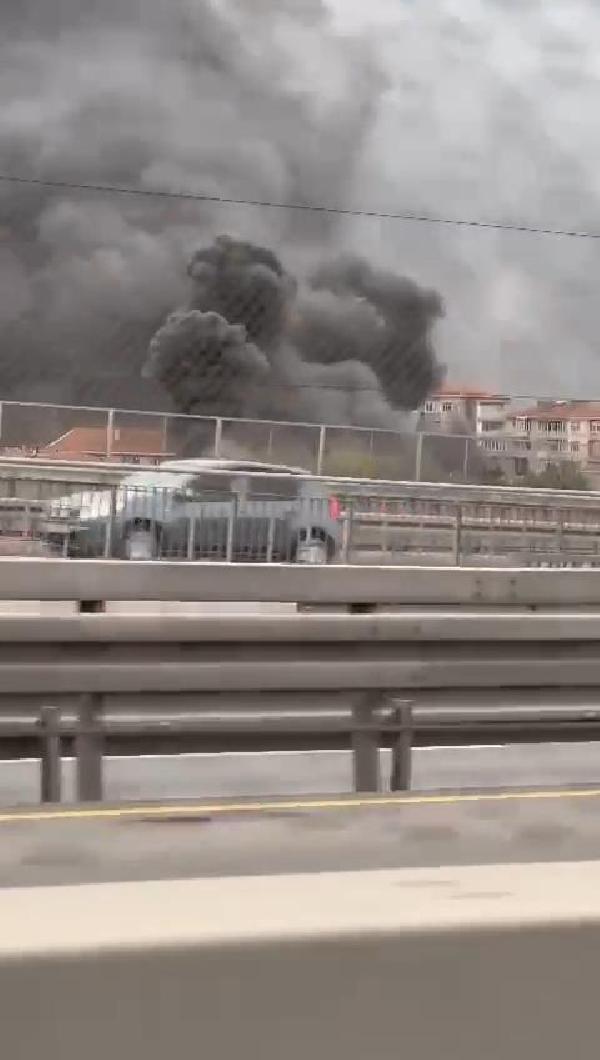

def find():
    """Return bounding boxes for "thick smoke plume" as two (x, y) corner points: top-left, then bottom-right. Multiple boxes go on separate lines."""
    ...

(0, 0), (443, 425)
(146, 307), (269, 417)
(144, 235), (443, 427)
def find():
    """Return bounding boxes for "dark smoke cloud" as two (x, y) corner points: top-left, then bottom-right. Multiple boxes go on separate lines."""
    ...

(295, 256), (444, 410)
(0, 0), (443, 421)
(144, 308), (269, 417)
(187, 237), (295, 352)
(143, 235), (443, 426)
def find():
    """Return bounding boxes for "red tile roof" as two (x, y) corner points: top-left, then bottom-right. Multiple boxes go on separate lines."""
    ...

(39, 427), (174, 461)
(512, 403), (600, 421)
(431, 387), (508, 400)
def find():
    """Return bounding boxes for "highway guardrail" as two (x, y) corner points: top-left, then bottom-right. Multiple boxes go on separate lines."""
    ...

(0, 569), (598, 801)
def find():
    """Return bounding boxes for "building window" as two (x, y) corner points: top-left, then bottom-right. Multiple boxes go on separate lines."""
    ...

(441, 402), (453, 412)
(480, 420), (505, 432)
(424, 401), (434, 413)
(478, 439), (506, 452)
(571, 442), (580, 453)
(540, 420), (566, 433)
(544, 440), (568, 452)
(591, 421), (600, 433)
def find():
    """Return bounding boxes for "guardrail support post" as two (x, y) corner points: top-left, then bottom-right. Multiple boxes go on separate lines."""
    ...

(39, 705), (61, 804)
(390, 703), (413, 791)
(352, 694), (381, 792)
(75, 694), (104, 803)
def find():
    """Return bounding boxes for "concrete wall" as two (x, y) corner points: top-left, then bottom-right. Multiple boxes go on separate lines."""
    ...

(0, 861), (599, 1059)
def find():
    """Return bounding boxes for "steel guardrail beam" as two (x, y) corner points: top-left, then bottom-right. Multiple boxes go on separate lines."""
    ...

(0, 611), (599, 640)
(2, 656), (600, 694)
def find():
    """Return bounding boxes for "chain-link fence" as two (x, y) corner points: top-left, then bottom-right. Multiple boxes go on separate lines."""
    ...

(1, 398), (595, 488)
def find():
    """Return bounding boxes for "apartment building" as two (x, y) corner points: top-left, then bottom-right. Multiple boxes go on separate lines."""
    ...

(418, 391), (600, 479)
(420, 388), (512, 434)
(510, 403), (600, 473)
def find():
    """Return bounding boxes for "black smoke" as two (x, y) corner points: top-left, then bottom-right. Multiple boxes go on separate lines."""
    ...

(0, 0), (444, 422)
(296, 255), (444, 410)
(145, 307), (269, 417)
(143, 235), (444, 427)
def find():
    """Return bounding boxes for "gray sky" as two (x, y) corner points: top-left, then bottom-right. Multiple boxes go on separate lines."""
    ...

(1, 0), (600, 405)
(327, 0), (600, 397)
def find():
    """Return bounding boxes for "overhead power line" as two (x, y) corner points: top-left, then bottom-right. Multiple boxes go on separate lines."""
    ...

(0, 172), (599, 241)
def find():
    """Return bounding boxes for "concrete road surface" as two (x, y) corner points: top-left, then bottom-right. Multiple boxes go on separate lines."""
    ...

(1, 785), (600, 888)
(2, 743), (600, 806)
(2, 743), (600, 889)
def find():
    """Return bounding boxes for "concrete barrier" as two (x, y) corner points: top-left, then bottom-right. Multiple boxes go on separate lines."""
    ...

(2, 557), (600, 605)
(1, 861), (599, 1059)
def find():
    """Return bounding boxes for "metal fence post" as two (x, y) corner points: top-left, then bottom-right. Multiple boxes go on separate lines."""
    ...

(453, 504), (462, 565)
(214, 418), (223, 458)
(316, 424), (326, 475)
(352, 694), (381, 793)
(340, 503), (354, 564)
(463, 436), (470, 481)
(106, 408), (115, 461)
(39, 705), (62, 804)
(75, 693), (104, 803)
(390, 704), (413, 791)
(555, 511), (564, 555)
(415, 431), (423, 481)
(186, 516), (196, 560)
(103, 485), (117, 559)
(266, 517), (275, 563)
(226, 497), (237, 562)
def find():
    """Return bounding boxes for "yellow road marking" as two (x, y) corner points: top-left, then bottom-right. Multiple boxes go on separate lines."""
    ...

(0, 786), (600, 824)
